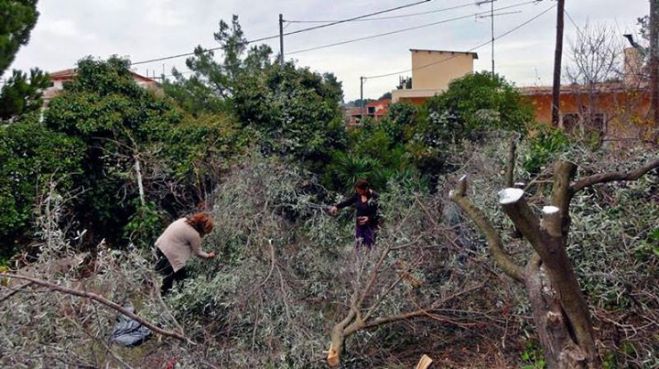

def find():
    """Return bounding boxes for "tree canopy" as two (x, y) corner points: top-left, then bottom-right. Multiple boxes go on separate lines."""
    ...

(0, 0), (39, 75)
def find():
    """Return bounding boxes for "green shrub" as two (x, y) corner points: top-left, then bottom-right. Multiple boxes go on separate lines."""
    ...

(122, 200), (167, 249)
(0, 118), (83, 256)
(423, 72), (533, 136)
(522, 124), (570, 174)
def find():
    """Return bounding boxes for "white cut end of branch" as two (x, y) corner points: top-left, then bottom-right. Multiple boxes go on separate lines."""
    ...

(498, 188), (524, 204)
(514, 182), (526, 187)
(459, 174), (467, 181)
(542, 206), (560, 215)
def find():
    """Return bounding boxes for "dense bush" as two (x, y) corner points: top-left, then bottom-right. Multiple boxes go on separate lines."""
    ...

(423, 72), (534, 136)
(37, 57), (244, 249)
(0, 117), (83, 258)
(164, 15), (347, 178)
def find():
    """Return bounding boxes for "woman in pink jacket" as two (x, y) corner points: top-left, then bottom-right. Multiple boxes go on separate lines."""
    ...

(154, 213), (216, 295)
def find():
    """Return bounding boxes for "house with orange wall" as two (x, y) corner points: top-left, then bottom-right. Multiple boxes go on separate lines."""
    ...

(520, 47), (655, 144)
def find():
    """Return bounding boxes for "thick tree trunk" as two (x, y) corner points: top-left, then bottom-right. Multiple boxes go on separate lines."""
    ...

(525, 257), (592, 369)
(451, 158), (659, 369)
(500, 190), (600, 368)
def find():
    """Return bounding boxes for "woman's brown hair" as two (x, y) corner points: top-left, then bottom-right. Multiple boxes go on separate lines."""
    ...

(355, 179), (370, 191)
(186, 212), (214, 236)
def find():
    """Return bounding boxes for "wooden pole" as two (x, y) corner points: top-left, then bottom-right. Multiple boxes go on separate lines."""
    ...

(650, 0), (658, 126)
(551, 0), (566, 126)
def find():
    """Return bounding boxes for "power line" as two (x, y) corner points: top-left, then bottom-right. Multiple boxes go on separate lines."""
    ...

(282, 0), (431, 36)
(131, 0), (431, 66)
(131, 33), (281, 66)
(286, 0), (478, 23)
(365, 3), (556, 80)
(564, 9), (584, 38)
(288, 1), (541, 56)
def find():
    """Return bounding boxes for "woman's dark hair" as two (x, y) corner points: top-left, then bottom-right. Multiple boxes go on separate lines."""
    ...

(186, 212), (214, 236)
(355, 179), (370, 191)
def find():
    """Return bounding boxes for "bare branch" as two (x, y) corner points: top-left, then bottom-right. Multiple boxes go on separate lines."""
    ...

(0, 282), (34, 304)
(570, 158), (659, 194)
(2, 273), (190, 343)
(449, 177), (525, 283)
(505, 136), (518, 188)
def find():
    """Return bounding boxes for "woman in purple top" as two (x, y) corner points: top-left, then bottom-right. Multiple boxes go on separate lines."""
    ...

(329, 179), (380, 250)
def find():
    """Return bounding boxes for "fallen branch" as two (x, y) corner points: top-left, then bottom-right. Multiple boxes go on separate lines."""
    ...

(2, 273), (191, 343)
(0, 282), (34, 304)
(570, 158), (659, 194)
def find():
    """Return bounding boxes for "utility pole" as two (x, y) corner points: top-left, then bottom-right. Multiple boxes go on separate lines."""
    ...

(551, 0), (566, 126)
(279, 14), (285, 66)
(491, 0), (495, 75)
(360, 76), (366, 122)
(651, 0), (658, 126)
(476, 0), (497, 75)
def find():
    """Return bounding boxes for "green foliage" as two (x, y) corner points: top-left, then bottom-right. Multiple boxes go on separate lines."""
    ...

(423, 72), (533, 136)
(635, 226), (659, 262)
(520, 340), (546, 369)
(162, 71), (228, 116)
(164, 112), (244, 182)
(323, 102), (419, 192)
(0, 68), (50, 120)
(233, 63), (347, 166)
(123, 200), (166, 249)
(522, 124), (570, 174)
(41, 56), (240, 247)
(0, 0), (39, 75)
(0, 118), (83, 255)
(165, 15), (346, 178)
(324, 151), (382, 192)
(43, 57), (181, 244)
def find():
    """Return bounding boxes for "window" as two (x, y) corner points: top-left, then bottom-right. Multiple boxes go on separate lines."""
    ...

(562, 113), (580, 134)
(561, 112), (605, 135)
(584, 113), (605, 133)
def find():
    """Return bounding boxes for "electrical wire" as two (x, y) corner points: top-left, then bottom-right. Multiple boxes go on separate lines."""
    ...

(286, 0), (480, 23)
(131, 33), (280, 65)
(564, 9), (584, 38)
(131, 0), (430, 66)
(288, 1), (541, 56)
(365, 3), (556, 80)
(282, 0), (432, 36)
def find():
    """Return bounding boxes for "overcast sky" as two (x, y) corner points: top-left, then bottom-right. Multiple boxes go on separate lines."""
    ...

(8, 0), (649, 101)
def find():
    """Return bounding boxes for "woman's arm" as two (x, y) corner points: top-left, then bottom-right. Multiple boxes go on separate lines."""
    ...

(190, 236), (215, 259)
(335, 194), (357, 210)
(330, 193), (357, 215)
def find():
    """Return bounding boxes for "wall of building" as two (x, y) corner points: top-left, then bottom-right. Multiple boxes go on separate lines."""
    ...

(411, 50), (475, 91)
(523, 89), (653, 143)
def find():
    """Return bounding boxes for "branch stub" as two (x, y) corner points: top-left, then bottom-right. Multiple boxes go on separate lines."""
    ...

(498, 188), (524, 205)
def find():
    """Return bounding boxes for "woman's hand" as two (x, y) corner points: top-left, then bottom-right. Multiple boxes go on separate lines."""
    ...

(206, 251), (216, 259)
(357, 216), (369, 225)
(329, 206), (338, 216)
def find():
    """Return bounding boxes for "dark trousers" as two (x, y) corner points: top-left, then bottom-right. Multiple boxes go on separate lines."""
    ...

(155, 249), (187, 295)
(355, 224), (376, 250)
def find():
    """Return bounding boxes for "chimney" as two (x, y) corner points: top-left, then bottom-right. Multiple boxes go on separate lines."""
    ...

(624, 47), (643, 86)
